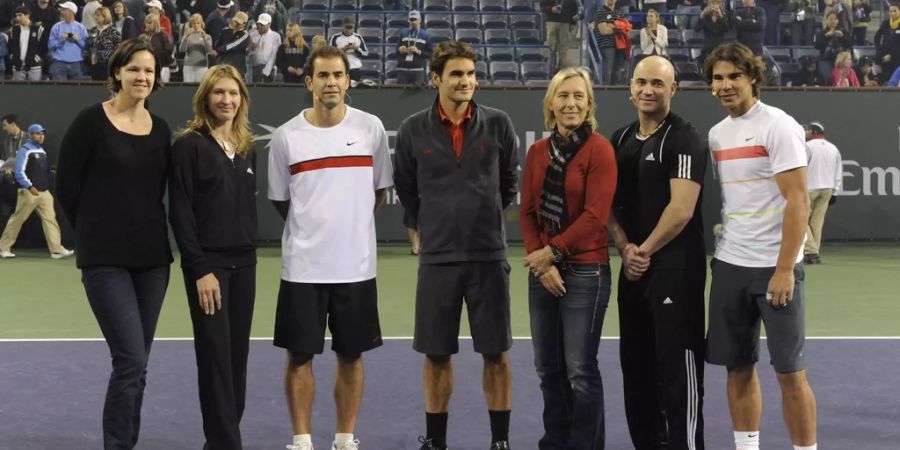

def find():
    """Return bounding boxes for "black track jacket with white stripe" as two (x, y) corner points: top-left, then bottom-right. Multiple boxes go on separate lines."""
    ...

(610, 112), (708, 270)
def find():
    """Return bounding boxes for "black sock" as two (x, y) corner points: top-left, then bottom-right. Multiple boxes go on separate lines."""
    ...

(426, 412), (448, 447)
(489, 409), (510, 443)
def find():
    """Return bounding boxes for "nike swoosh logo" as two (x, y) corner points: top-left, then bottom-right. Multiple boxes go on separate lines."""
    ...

(347, 141), (357, 146)
(744, 137), (754, 142)
(748, 434), (758, 438)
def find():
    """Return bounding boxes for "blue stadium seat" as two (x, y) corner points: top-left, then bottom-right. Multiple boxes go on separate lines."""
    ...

(385, 60), (399, 79)
(454, 14), (481, 29)
(506, 0), (533, 11)
(853, 47), (875, 61)
(331, 0), (357, 10)
(455, 28), (483, 44)
(768, 47), (793, 63)
(301, 0), (328, 10)
(520, 61), (550, 80)
(487, 46), (515, 62)
(485, 28), (512, 44)
(674, 61), (702, 82)
(358, 0), (384, 10)
(479, 0), (506, 11)
(425, 13), (452, 29)
(667, 29), (683, 47)
(481, 14), (508, 29)
(358, 60), (383, 81)
(303, 26), (326, 42)
(358, 27), (384, 44)
(490, 61), (520, 80)
(513, 28), (540, 44)
(300, 12), (327, 28)
(330, 12), (355, 27)
(386, 13), (409, 28)
(668, 47), (691, 62)
(475, 60), (489, 80)
(492, 79), (524, 86)
(452, 0), (478, 11)
(682, 29), (703, 46)
(358, 12), (384, 28)
(792, 47), (819, 63)
(516, 46), (549, 62)
(428, 28), (454, 44)
(509, 14), (536, 29)
(385, 28), (403, 44)
(423, 0), (451, 11)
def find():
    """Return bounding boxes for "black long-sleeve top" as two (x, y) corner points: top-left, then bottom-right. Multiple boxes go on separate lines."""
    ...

(56, 103), (173, 269)
(696, 9), (731, 51)
(814, 26), (853, 57)
(168, 131), (257, 281)
(874, 20), (900, 61)
(732, 6), (765, 54)
(216, 28), (250, 72)
(276, 41), (309, 83)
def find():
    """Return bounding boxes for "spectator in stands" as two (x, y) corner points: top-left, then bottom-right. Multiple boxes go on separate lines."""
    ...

(0, 29), (7, 79)
(851, 0), (872, 45)
(641, 9), (668, 56)
(542, 0), (582, 70)
(788, 0), (816, 46)
(815, 11), (853, 82)
(248, 12), (280, 83)
(732, 0), (766, 55)
(180, 13), (213, 82)
(112, 1), (138, 40)
(89, 7), (120, 81)
(803, 122), (842, 265)
(142, 14), (173, 82)
(311, 34), (326, 50)
(330, 16), (369, 86)
(396, 10), (432, 85)
(831, 50), (860, 85)
(887, 65), (900, 86)
(696, 0), (731, 65)
(82, 0), (101, 30)
(797, 54), (824, 85)
(591, 0), (625, 84)
(146, 0), (173, 41)
(276, 23), (308, 83)
(252, 0), (287, 36)
(205, 0), (232, 45)
(874, 2), (900, 85)
(824, 0), (852, 33)
(2, 114), (27, 164)
(0, 123), (74, 260)
(125, 0), (145, 28)
(48, 2), (88, 80)
(9, 6), (46, 81)
(211, 11), (249, 77)
(757, 54), (781, 85)
(30, 0), (57, 30)
(674, 0), (702, 31)
(759, 0), (780, 45)
(855, 56), (879, 85)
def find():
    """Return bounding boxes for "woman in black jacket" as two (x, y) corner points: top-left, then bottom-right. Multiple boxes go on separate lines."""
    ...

(169, 64), (257, 450)
(111, 0), (138, 40)
(212, 11), (250, 77)
(695, 0), (731, 66)
(874, 2), (900, 84)
(142, 13), (173, 82)
(814, 11), (853, 82)
(276, 23), (309, 83)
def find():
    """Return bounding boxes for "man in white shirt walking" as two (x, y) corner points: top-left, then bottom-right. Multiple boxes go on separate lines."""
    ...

(802, 122), (842, 264)
(248, 12), (281, 83)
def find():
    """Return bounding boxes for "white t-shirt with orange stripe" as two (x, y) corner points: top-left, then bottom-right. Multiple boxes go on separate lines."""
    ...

(708, 100), (807, 268)
(268, 106), (393, 283)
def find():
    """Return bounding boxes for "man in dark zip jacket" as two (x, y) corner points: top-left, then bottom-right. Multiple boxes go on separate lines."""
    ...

(8, 6), (47, 81)
(394, 41), (519, 450)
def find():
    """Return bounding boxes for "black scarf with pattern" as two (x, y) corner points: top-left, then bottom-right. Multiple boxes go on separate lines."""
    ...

(539, 122), (593, 235)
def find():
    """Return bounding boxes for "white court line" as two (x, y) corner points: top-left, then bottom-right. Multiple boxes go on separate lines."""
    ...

(2, 336), (900, 342)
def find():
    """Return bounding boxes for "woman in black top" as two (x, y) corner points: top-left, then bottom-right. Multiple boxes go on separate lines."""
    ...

(874, 3), (900, 84)
(815, 11), (853, 82)
(276, 23), (309, 84)
(168, 64), (257, 450)
(695, 0), (731, 66)
(111, 0), (138, 40)
(56, 39), (172, 450)
(212, 11), (250, 77)
(142, 13), (173, 82)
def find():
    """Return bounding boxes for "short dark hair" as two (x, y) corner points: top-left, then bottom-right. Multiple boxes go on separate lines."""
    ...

(430, 41), (477, 78)
(302, 45), (350, 80)
(703, 42), (765, 96)
(107, 39), (163, 92)
(1, 114), (18, 126)
(14, 5), (30, 15)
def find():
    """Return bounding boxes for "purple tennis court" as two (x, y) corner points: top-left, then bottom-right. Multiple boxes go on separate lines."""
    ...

(1, 338), (897, 449)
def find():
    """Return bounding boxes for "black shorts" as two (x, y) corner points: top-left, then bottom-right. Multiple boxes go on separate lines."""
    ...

(273, 278), (383, 356)
(706, 259), (806, 373)
(413, 261), (512, 355)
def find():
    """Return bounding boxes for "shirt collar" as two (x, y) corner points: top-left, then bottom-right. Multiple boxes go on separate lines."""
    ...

(437, 101), (473, 126)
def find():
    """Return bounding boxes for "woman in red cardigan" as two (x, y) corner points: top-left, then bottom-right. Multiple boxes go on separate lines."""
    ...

(519, 66), (618, 450)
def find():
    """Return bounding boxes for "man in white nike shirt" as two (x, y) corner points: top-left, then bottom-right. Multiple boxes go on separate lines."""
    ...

(702, 42), (817, 450)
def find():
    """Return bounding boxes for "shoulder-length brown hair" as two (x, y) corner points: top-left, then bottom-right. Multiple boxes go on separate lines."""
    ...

(179, 64), (255, 156)
(703, 42), (765, 97)
(107, 38), (163, 92)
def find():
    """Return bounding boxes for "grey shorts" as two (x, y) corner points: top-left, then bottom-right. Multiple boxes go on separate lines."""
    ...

(706, 259), (806, 373)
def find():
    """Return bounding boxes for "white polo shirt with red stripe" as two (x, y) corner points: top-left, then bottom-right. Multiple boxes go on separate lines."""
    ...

(268, 106), (393, 283)
(708, 100), (807, 268)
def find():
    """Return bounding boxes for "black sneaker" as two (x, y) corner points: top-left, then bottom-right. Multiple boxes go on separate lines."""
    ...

(804, 254), (821, 265)
(417, 436), (447, 450)
(489, 441), (510, 450)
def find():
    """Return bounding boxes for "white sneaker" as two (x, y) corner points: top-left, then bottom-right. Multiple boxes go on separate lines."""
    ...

(332, 439), (360, 450)
(286, 443), (314, 450)
(50, 248), (74, 259)
(0, 249), (15, 258)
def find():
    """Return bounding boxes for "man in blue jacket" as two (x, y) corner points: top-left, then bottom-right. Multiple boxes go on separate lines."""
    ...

(0, 124), (73, 259)
(47, 1), (88, 80)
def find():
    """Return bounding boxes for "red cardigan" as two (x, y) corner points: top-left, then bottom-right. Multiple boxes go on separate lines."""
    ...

(519, 132), (618, 264)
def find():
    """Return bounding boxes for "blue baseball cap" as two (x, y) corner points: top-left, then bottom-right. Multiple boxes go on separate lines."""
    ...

(27, 124), (46, 134)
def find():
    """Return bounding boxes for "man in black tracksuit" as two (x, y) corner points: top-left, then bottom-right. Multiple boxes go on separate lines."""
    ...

(393, 41), (519, 450)
(607, 56), (707, 450)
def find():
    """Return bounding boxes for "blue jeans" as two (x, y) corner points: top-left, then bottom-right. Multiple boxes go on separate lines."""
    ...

(50, 60), (84, 80)
(82, 265), (170, 450)
(529, 263), (611, 450)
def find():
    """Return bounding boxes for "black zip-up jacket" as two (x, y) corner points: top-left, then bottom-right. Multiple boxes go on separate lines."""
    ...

(394, 99), (519, 264)
(8, 24), (47, 71)
(168, 131), (257, 281)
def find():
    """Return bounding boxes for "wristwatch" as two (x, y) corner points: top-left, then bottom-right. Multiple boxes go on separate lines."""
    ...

(549, 245), (565, 264)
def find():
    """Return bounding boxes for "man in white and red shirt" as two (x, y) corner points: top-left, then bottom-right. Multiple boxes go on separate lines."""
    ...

(268, 45), (392, 450)
(703, 42), (817, 450)
(802, 122), (842, 264)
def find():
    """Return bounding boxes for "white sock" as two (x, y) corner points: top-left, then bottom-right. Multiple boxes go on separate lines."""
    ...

(794, 445), (817, 450)
(335, 433), (354, 444)
(734, 431), (760, 450)
(294, 434), (312, 445)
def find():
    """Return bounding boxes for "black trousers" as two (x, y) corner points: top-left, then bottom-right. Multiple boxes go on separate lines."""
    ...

(83, 265), (170, 450)
(184, 265), (256, 450)
(618, 267), (705, 450)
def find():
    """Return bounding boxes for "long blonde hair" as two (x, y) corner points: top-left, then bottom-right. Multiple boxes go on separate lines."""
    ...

(542, 67), (597, 131)
(284, 23), (307, 50)
(180, 65), (255, 156)
(143, 13), (161, 35)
